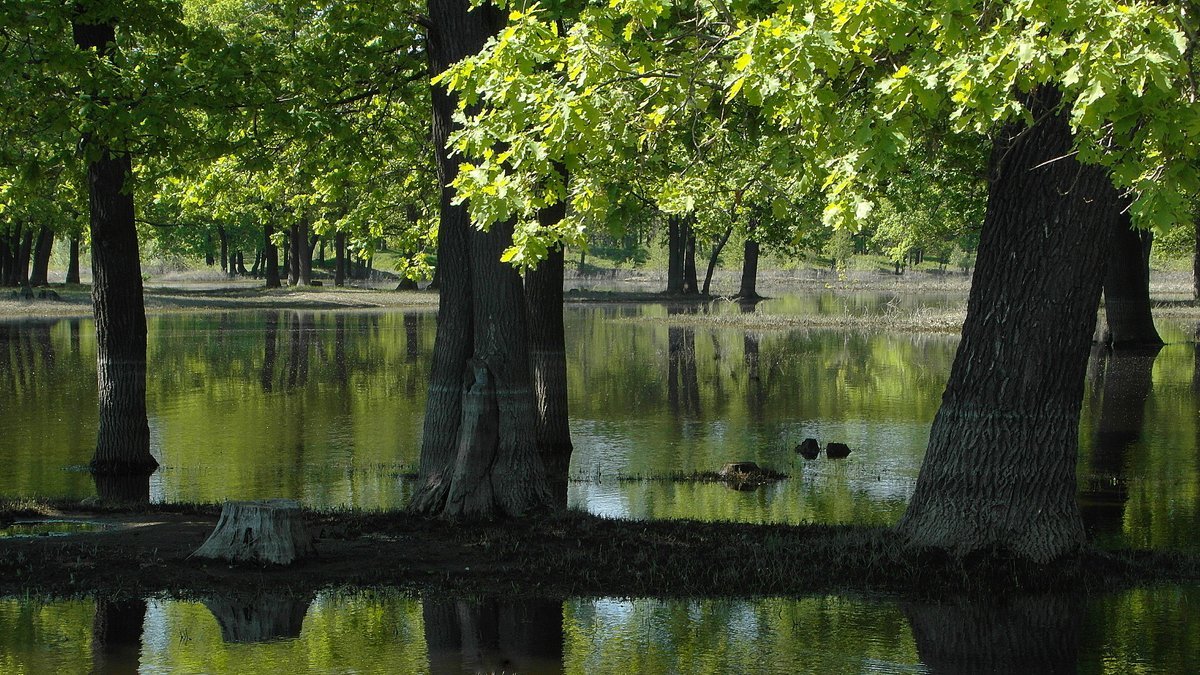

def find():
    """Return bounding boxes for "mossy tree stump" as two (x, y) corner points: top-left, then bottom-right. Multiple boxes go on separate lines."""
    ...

(193, 499), (314, 565)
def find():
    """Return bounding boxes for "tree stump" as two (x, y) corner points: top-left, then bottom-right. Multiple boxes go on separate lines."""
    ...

(193, 499), (314, 565)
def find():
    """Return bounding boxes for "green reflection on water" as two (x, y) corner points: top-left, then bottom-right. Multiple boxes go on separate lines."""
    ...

(2, 587), (1199, 673)
(2, 302), (1199, 552)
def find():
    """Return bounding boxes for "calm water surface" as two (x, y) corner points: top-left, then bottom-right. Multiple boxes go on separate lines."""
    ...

(2, 292), (1198, 671)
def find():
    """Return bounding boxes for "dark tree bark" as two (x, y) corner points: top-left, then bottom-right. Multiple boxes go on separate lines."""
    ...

(74, 17), (157, 479)
(205, 232), (214, 267)
(219, 225), (229, 275)
(264, 223), (281, 288)
(1194, 215), (1200, 304)
(737, 217), (762, 300)
(287, 221), (301, 285)
(682, 219), (699, 294)
(895, 87), (1118, 562)
(300, 233), (316, 285)
(1099, 209), (1161, 348)
(0, 232), (10, 285)
(29, 226), (54, 286)
(67, 235), (81, 284)
(15, 226), (33, 287)
(666, 214), (685, 294)
(525, 232), (572, 504)
(235, 250), (247, 275)
(334, 231), (347, 286)
(409, 0), (551, 518)
(701, 224), (733, 297)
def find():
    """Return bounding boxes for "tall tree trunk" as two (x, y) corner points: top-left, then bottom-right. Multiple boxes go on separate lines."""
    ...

(219, 225), (229, 275)
(29, 226), (54, 286)
(205, 232), (214, 267)
(701, 224), (733, 296)
(67, 235), (81, 284)
(409, 0), (550, 518)
(16, 227), (33, 287)
(334, 232), (346, 287)
(682, 219), (699, 295)
(895, 87), (1117, 563)
(236, 250), (247, 275)
(264, 223), (281, 288)
(738, 228), (761, 300)
(287, 222), (301, 286)
(1194, 215), (1200, 304)
(666, 214), (685, 294)
(1101, 211), (1161, 348)
(74, 17), (156, 479)
(525, 229), (572, 505)
(0, 232), (10, 286)
(300, 233), (315, 285)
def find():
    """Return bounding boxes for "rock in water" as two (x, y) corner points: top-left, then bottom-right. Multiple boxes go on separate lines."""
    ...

(795, 438), (820, 460)
(193, 499), (314, 565)
(826, 442), (851, 459)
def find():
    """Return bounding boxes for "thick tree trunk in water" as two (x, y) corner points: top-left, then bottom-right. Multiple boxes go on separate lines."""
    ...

(1101, 211), (1161, 348)
(525, 238), (572, 505)
(666, 215), (685, 294)
(895, 87), (1116, 562)
(67, 236), (81, 284)
(334, 232), (346, 287)
(74, 18), (155, 479)
(410, 0), (550, 518)
(264, 223), (281, 288)
(29, 226), (53, 286)
(702, 224), (733, 297)
(682, 220), (699, 294)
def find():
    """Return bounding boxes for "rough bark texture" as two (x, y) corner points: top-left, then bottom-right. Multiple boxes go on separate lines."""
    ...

(409, 0), (551, 518)
(526, 239), (573, 505)
(1100, 210), (1161, 347)
(76, 15), (156, 478)
(895, 87), (1117, 563)
(193, 499), (314, 565)
(287, 222), (302, 286)
(29, 226), (53, 286)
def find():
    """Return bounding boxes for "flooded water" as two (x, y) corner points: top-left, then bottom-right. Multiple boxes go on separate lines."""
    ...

(2, 292), (1199, 671)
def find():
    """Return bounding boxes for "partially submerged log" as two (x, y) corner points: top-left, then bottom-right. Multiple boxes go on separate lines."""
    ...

(193, 499), (314, 565)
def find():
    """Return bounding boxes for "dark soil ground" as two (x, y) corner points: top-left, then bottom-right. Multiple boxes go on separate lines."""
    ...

(2, 501), (1198, 603)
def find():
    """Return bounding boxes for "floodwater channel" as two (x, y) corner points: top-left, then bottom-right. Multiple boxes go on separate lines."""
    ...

(2, 291), (1199, 671)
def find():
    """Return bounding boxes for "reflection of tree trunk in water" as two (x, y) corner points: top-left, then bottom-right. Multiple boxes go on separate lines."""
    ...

(525, 241), (573, 506)
(1097, 210), (1161, 348)
(261, 313), (279, 393)
(404, 313), (422, 363)
(69, 318), (82, 356)
(93, 473), (151, 502)
(286, 313), (312, 390)
(1080, 347), (1159, 538)
(91, 597), (146, 674)
(31, 322), (54, 370)
(667, 307), (700, 416)
(203, 593), (311, 643)
(334, 314), (348, 388)
(903, 595), (1083, 673)
(423, 598), (563, 674)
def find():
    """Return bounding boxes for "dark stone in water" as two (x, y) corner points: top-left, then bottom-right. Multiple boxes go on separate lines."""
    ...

(795, 438), (820, 460)
(826, 442), (851, 459)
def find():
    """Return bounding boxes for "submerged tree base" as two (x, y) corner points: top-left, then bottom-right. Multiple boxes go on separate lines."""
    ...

(0, 500), (1197, 601)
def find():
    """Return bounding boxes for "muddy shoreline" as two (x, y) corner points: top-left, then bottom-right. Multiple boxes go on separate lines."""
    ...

(2, 501), (1197, 603)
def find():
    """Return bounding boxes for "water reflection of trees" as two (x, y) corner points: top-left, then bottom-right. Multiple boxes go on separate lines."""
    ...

(1080, 347), (1159, 539)
(92, 598), (146, 674)
(666, 306), (700, 416)
(423, 598), (562, 673)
